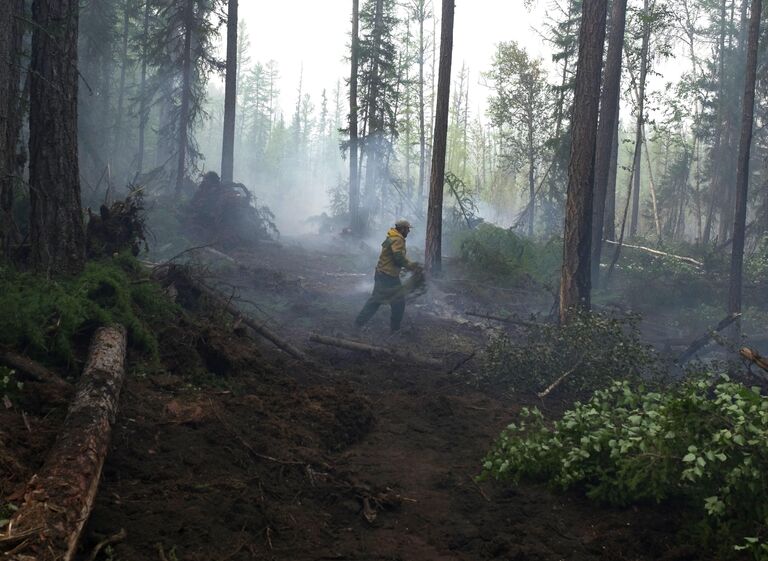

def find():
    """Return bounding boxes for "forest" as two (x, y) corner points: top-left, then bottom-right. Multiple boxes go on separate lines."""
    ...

(1, 0), (768, 559)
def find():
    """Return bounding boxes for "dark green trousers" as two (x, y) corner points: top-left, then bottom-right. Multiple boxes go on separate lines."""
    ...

(355, 271), (406, 332)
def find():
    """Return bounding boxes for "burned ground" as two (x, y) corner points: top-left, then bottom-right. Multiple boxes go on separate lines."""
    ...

(1, 238), (714, 561)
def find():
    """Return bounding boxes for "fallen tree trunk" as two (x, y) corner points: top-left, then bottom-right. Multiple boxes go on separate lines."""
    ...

(678, 313), (741, 364)
(603, 239), (704, 268)
(464, 311), (542, 329)
(2, 325), (127, 561)
(309, 334), (442, 368)
(739, 347), (768, 377)
(191, 276), (308, 361)
(0, 352), (73, 398)
(537, 361), (583, 399)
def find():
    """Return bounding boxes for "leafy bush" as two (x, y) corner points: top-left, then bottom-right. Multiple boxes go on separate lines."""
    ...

(0, 256), (178, 367)
(481, 376), (768, 558)
(482, 311), (664, 394)
(456, 224), (561, 285)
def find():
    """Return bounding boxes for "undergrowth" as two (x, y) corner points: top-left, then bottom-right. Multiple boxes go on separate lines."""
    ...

(481, 376), (768, 558)
(481, 311), (665, 395)
(0, 255), (178, 368)
(455, 224), (561, 285)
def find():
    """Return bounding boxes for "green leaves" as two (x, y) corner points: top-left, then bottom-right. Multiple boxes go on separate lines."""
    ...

(482, 376), (768, 557)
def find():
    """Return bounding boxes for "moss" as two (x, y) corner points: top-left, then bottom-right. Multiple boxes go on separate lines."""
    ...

(0, 255), (178, 369)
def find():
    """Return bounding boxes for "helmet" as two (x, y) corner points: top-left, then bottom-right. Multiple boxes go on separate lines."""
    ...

(395, 219), (412, 230)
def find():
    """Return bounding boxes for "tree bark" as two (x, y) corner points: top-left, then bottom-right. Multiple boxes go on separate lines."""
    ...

(175, 0), (194, 194)
(29, 0), (86, 275)
(591, 0), (627, 287)
(0, 0), (24, 260)
(424, 0), (455, 275)
(4, 326), (127, 561)
(221, 0), (238, 183)
(112, 0), (132, 177)
(559, 0), (608, 323)
(728, 0), (762, 324)
(417, 0), (427, 208)
(604, 112), (620, 240)
(137, 0), (151, 174)
(629, 0), (651, 238)
(349, 0), (361, 233)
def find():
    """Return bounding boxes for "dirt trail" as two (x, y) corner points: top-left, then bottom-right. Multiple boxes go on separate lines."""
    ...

(74, 237), (693, 561)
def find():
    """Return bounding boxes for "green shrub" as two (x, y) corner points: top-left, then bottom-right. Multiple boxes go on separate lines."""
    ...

(0, 257), (178, 367)
(481, 311), (664, 394)
(481, 376), (768, 557)
(456, 224), (561, 285)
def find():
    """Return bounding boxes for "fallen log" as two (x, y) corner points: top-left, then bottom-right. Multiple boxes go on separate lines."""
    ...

(465, 311), (543, 329)
(678, 313), (741, 364)
(0, 352), (73, 398)
(192, 276), (308, 361)
(739, 347), (768, 377)
(537, 361), (583, 399)
(309, 334), (442, 368)
(2, 325), (127, 561)
(603, 239), (704, 268)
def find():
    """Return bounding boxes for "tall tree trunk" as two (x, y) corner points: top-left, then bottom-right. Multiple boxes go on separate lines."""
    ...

(0, 0), (24, 260)
(29, 0), (85, 275)
(137, 0), (151, 174)
(175, 0), (194, 194)
(629, 0), (651, 238)
(591, 0), (627, 287)
(221, 0), (238, 183)
(528, 141), (536, 237)
(364, 0), (385, 211)
(349, 0), (361, 233)
(703, 0), (728, 245)
(728, 0), (761, 323)
(604, 111), (620, 240)
(559, 0), (608, 323)
(417, 0), (427, 208)
(424, 0), (455, 275)
(112, 0), (131, 177)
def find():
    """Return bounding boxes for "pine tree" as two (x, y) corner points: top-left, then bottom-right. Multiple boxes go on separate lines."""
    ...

(559, 0), (608, 322)
(424, 0), (455, 274)
(29, 0), (86, 274)
(728, 0), (762, 323)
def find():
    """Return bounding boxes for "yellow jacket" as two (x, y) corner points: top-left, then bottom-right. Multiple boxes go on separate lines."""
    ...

(376, 228), (415, 277)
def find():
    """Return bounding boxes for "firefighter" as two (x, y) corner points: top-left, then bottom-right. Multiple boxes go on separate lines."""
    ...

(355, 219), (422, 333)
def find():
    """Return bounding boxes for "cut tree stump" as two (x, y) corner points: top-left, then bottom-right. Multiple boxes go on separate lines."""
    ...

(2, 325), (127, 561)
(309, 334), (442, 368)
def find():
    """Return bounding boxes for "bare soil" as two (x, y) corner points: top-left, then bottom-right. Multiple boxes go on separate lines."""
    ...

(1, 237), (708, 561)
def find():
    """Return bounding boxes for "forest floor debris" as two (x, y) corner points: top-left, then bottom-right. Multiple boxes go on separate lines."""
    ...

(0, 237), (733, 560)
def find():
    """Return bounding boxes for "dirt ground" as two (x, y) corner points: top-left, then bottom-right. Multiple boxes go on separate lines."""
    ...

(1, 235), (711, 561)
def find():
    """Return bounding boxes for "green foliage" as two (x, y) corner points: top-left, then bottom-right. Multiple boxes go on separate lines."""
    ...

(747, 236), (768, 289)
(456, 224), (561, 285)
(607, 242), (725, 311)
(482, 311), (663, 394)
(445, 172), (479, 230)
(482, 377), (768, 558)
(0, 257), (178, 367)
